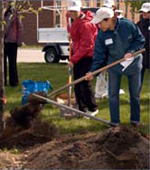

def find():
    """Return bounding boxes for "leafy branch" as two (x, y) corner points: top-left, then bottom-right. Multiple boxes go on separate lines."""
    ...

(125, 1), (147, 13)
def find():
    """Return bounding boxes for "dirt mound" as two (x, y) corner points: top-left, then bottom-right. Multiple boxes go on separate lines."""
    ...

(0, 151), (22, 169)
(20, 126), (149, 169)
(93, 126), (149, 169)
(0, 118), (57, 150)
(0, 92), (58, 150)
(0, 120), (149, 169)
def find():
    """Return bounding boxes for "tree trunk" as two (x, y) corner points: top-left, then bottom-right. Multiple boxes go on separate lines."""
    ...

(0, 0), (5, 131)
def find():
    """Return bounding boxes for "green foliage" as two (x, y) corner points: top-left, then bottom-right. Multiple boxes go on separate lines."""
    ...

(4, 63), (149, 135)
(125, 0), (147, 12)
(7, 0), (41, 15)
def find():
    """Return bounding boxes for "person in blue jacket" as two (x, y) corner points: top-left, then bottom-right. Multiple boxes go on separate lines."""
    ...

(85, 7), (145, 127)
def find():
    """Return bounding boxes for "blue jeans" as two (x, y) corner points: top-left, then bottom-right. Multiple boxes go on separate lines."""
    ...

(140, 67), (145, 91)
(108, 70), (141, 124)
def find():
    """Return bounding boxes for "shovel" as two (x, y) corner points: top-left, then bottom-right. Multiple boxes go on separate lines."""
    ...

(49, 49), (145, 97)
(32, 93), (111, 126)
(32, 49), (145, 126)
(59, 40), (77, 117)
(67, 39), (72, 107)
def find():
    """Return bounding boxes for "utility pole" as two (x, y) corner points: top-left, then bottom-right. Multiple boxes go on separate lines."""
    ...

(0, 0), (5, 131)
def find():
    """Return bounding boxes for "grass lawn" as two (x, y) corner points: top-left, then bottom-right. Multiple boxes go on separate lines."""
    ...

(4, 62), (149, 135)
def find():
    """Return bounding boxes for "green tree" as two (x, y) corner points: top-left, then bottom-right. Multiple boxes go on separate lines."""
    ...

(124, 0), (147, 21)
(125, 0), (147, 13)
(0, 0), (40, 132)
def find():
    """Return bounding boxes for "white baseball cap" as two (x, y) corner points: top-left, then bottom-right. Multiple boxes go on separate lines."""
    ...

(92, 7), (114, 24)
(139, 2), (150, 13)
(103, 0), (115, 8)
(115, 9), (123, 13)
(67, 0), (82, 12)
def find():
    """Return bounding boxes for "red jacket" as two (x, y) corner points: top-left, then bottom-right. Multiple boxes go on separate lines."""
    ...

(66, 12), (72, 33)
(69, 11), (98, 64)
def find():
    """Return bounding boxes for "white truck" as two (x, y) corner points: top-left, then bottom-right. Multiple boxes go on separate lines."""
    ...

(38, 27), (69, 63)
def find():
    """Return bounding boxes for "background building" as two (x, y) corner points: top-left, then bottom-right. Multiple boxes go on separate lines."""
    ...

(22, 0), (141, 45)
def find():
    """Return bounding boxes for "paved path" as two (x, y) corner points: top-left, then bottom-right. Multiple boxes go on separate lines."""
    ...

(17, 48), (45, 63)
(17, 48), (68, 63)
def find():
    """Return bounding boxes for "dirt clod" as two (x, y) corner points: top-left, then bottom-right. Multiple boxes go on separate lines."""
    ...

(10, 92), (48, 129)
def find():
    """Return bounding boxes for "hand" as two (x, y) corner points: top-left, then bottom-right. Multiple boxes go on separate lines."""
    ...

(85, 72), (93, 81)
(68, 61), (74, 68)
(124, 53), (133, 60)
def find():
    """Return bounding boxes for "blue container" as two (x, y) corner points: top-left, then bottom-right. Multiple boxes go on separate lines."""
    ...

(21, 80), (52, 104)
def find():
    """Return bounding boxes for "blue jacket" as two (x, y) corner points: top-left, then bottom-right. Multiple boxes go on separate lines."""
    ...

(91, 18), (145, 75)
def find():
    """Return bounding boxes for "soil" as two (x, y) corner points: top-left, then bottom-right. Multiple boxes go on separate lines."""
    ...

(0, 96), (149, 169)
(0, 120), (149, 169)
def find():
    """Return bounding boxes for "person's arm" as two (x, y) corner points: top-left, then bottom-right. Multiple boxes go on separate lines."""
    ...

(91, 31), (108, 72)
(126, 22), (145, 54)
(85, 32), (108, 81)
(16, 15), (23, 46)
(70, 23), (97, 64)
(4, 13), (16, 36)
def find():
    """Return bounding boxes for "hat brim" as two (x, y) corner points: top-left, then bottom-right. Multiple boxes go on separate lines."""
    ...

(91, 17), (103, 24)
(139, 8), (149, 13)
(67, 6), (81, 12)
(103, 4), (114, 8)
(115, 10), (123, 13)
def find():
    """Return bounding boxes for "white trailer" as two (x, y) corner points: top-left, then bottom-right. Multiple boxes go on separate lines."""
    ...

(37, 3), (69, 63)
(38, 28), (68, 43)
(37, 27), (69, 63)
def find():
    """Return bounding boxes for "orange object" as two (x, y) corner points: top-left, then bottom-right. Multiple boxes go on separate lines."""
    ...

(68, 40), (72, 106)
(68, 76), (72, 84)
(146, 134), (150, 140)
(68, 39), (72, 85)
(0, 97), (7, 104)
(4, 98), (7, 104)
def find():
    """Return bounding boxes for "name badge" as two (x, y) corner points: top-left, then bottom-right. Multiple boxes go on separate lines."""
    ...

(148, 26), (150, 31)
(105, 38), (113, 45)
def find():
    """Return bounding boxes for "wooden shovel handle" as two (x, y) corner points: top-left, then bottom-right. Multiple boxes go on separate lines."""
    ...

(50, 49), (145, 96)
(68, 40), (72, 84)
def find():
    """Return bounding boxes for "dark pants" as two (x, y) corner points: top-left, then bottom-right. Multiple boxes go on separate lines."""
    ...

(73, 57), (97, 112)
(4, 43), (18, 86)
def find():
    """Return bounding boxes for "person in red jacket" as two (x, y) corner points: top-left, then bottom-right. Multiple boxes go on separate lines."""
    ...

(67, 0), (98, 116)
